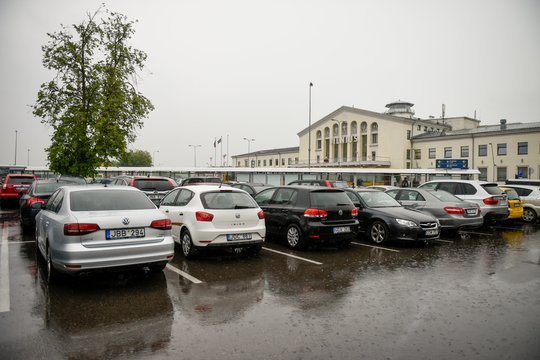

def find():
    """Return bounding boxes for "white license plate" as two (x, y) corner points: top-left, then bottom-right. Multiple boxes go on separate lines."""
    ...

(106, 228), (145, 239)
(333, 226), (351, 234)
(227, 233), (252, 241)
(466, 209), (477, 215)
(513, 203), (521, 208)
(149, 195), (161, 199)
(425, 229), (438, 236)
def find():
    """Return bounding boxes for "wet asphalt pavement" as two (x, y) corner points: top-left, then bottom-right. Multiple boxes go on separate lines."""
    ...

(0, 205), (539, 360)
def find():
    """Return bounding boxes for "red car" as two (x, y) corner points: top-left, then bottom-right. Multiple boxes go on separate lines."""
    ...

(0, 174), (37, 205)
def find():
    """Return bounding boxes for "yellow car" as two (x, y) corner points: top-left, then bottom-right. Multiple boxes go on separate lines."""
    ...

(500, 187), (523, 220)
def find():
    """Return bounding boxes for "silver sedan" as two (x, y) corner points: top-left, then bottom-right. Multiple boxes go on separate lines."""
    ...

(385, 188), (483, 231)
(35, 185), (175, 282)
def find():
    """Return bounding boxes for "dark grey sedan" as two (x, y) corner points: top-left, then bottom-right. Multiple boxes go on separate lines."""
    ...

(385, 188), (483, 231)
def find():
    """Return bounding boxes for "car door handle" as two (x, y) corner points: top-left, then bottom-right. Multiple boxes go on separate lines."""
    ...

(179, 212), (183, 216)
(165, 209), (169, 213)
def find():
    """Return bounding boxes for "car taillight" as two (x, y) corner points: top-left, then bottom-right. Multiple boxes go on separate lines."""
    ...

(351, 208), (358, 217)
(257, 210), (265, 219)
(26, 197), (45, 206)
(196, 211), (214, 221)
(444, 207), (465, 215)
(150, 219), (172, 230)
(64, 223), (100, 236)
(304, 208), (328, 218)
(483, 197), (499, 205)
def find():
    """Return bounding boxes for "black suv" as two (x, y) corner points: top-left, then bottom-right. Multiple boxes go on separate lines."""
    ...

(287, 179), (350, 188)
(254, 186), (359, 249)
(110, 175), (176, 205)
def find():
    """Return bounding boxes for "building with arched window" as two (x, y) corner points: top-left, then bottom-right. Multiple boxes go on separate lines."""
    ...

(232, 101), (540, 182)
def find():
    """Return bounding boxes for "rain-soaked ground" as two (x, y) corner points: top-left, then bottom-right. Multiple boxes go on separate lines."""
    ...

(0, 205), (539, 360)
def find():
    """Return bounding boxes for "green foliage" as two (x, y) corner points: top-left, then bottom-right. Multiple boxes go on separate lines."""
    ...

(116, 149), (152, 167)
(33, 6), (154, 177)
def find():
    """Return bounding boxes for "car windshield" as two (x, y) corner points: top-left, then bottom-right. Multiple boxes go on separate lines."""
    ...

(7, 176), (34, 185)
(35, 182), (66, 194)
(201, 191), (258, 209)
(358, 191), (401, 208)
(133, 179), (174, 191)
(503, 188), (520, 200)
(70, 190), (155, 211)
(310, 191), (352, 207)
(428, 190), (463, 202)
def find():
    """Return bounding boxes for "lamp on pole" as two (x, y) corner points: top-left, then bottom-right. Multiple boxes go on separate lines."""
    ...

(14, 130), (18, 165)
(152, 150), (160, 166)
(308, 82), (313, 169)
(188, 145), (201, 167)
(243, 138), (255, 167)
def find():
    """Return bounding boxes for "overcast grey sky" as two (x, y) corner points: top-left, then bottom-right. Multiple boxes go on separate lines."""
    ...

(1, 0), (539, 168)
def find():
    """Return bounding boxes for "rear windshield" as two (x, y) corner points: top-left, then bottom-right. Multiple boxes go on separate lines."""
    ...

(7, 176), (34, 185)
(133, 179), (174, 191)
(70, 190), (155, 211)
(310, 191), (353, 207)
(482, 184), (504, 195)
(201, 191), (258, 209)
(35, 182), (66, 194)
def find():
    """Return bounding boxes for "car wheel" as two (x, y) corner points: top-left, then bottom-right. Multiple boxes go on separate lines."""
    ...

(46, 243), (60, 284)
(181, 230), (197, 258)
(370, 221), (389, 244)
(286, 223), (304, 249)
(522, 208), (538, 223)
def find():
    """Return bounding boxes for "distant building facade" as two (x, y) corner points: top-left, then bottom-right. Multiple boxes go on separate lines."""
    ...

(232, 101), (540, 182)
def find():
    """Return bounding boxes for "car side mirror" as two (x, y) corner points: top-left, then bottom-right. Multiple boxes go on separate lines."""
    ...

(31, 202), (45, 210)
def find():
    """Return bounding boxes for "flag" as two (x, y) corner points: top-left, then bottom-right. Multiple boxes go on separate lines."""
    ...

(213, 139), (216, 148)
(217, 137), (222, 144)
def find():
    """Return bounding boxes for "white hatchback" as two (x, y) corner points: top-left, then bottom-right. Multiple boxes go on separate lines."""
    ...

(159, 185), (266, 258)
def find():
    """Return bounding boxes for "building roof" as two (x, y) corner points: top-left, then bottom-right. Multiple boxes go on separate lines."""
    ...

(232, 146), (299, 158)
(412, 121), (540, 140)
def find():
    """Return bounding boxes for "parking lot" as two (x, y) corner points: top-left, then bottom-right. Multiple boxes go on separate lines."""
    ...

(0, 205), (539, 360)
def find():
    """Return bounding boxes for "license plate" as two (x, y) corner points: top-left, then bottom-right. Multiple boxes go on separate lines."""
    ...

(513, 203), (521, 208)
(466, 209), (477, 215)
(425, 229), (438, 236)
(333, 226), (351, 234)
(149, 194), (161, 199)
(106, 228), (145, 240)
(227, 233), (252, 241)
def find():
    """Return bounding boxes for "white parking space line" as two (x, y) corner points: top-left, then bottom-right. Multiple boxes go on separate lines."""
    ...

(166, 264), (203, 284)
(351, 242), (400, 253)
(462, 231), (494, 236)
(0, 227), (10, 313)
(262, 247), (323, 265)
(434, 239), (454, 243)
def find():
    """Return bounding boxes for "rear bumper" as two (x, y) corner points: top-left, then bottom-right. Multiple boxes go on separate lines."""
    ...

(303, 220), (359, 243)
(190, 226), (266, 248)
(51, 237), (175, 274)
(439, 217), (483, 230)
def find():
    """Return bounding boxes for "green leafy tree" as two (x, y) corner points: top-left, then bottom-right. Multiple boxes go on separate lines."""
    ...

(32, 6), (153, 177)
(116, 149), (152, 167)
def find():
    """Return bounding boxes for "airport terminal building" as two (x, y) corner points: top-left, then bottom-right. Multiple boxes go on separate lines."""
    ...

(232, 101), (540, 182)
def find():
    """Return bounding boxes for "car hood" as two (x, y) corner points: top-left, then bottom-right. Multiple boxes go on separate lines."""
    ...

(365, 206), (436, 221)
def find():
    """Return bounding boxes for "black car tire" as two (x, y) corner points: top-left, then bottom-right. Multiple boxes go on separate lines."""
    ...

(522, 208), (537, 223)
(181, 230), (197, 258)
(370, 221), (389, 244)
(285, 223), (304, 249)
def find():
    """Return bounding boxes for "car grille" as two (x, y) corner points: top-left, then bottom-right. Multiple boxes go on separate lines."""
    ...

(420, 222), (437, 229)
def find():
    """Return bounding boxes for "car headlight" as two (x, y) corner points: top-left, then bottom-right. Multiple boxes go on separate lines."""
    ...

(396, 218), (417, 227)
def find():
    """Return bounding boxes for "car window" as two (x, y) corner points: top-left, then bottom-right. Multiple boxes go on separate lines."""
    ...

(254, 188), (277, 205)
(460, 183), (477, 195)
(437, 182), (457, 194)
(386, 190), (399, 198)
(133, 179), (174, 191)
(176, 189), (194, 206)
(161, 189), (180, 206)
(510, 187), (532, 196)
(345, 191), (361, 205)
(201, 191), (257, 209)
(7, 176), (34, 184)
(48, 190), (64, 213)
(71, 190), (155, 211)
(419, 182), (438, 190)
(503, 189), (520, 200)
(272, 188), (298, 205)
(482, 184), (504, 195)
(398, 190), (425, 201)
(35, 182), (66, 195)
(311, 191), (352, 207)
(331, 181), (349, 189)
(46, 191), (60, 211)
(428, 190), (464, 202)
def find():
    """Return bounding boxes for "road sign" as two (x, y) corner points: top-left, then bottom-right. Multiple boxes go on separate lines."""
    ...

(435, 159), (469, 169)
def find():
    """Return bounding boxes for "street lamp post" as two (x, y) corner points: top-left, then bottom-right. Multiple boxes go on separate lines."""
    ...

(308, 82), (313, 169)
(14, 130), (18, 165)
(188, 145), (201, 167)
(27, 148), (30, 166)
(243, 138), (255, 167)
(152, 150), (160, 166)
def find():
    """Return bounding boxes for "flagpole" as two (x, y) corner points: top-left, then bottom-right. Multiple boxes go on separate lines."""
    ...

(214, 137), (216, 167)
(308, 82), (313, 169)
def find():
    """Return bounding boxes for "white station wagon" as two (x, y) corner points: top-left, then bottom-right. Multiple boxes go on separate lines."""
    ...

(35, 185), (175, 282)
(158, 185), (266, 258)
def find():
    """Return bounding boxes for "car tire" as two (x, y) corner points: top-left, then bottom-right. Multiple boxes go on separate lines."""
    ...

(522, 208), (538, 223)
(285, 223), (304, 249)
(370, 221), (389, 244)
(181, 230), (197, 258)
